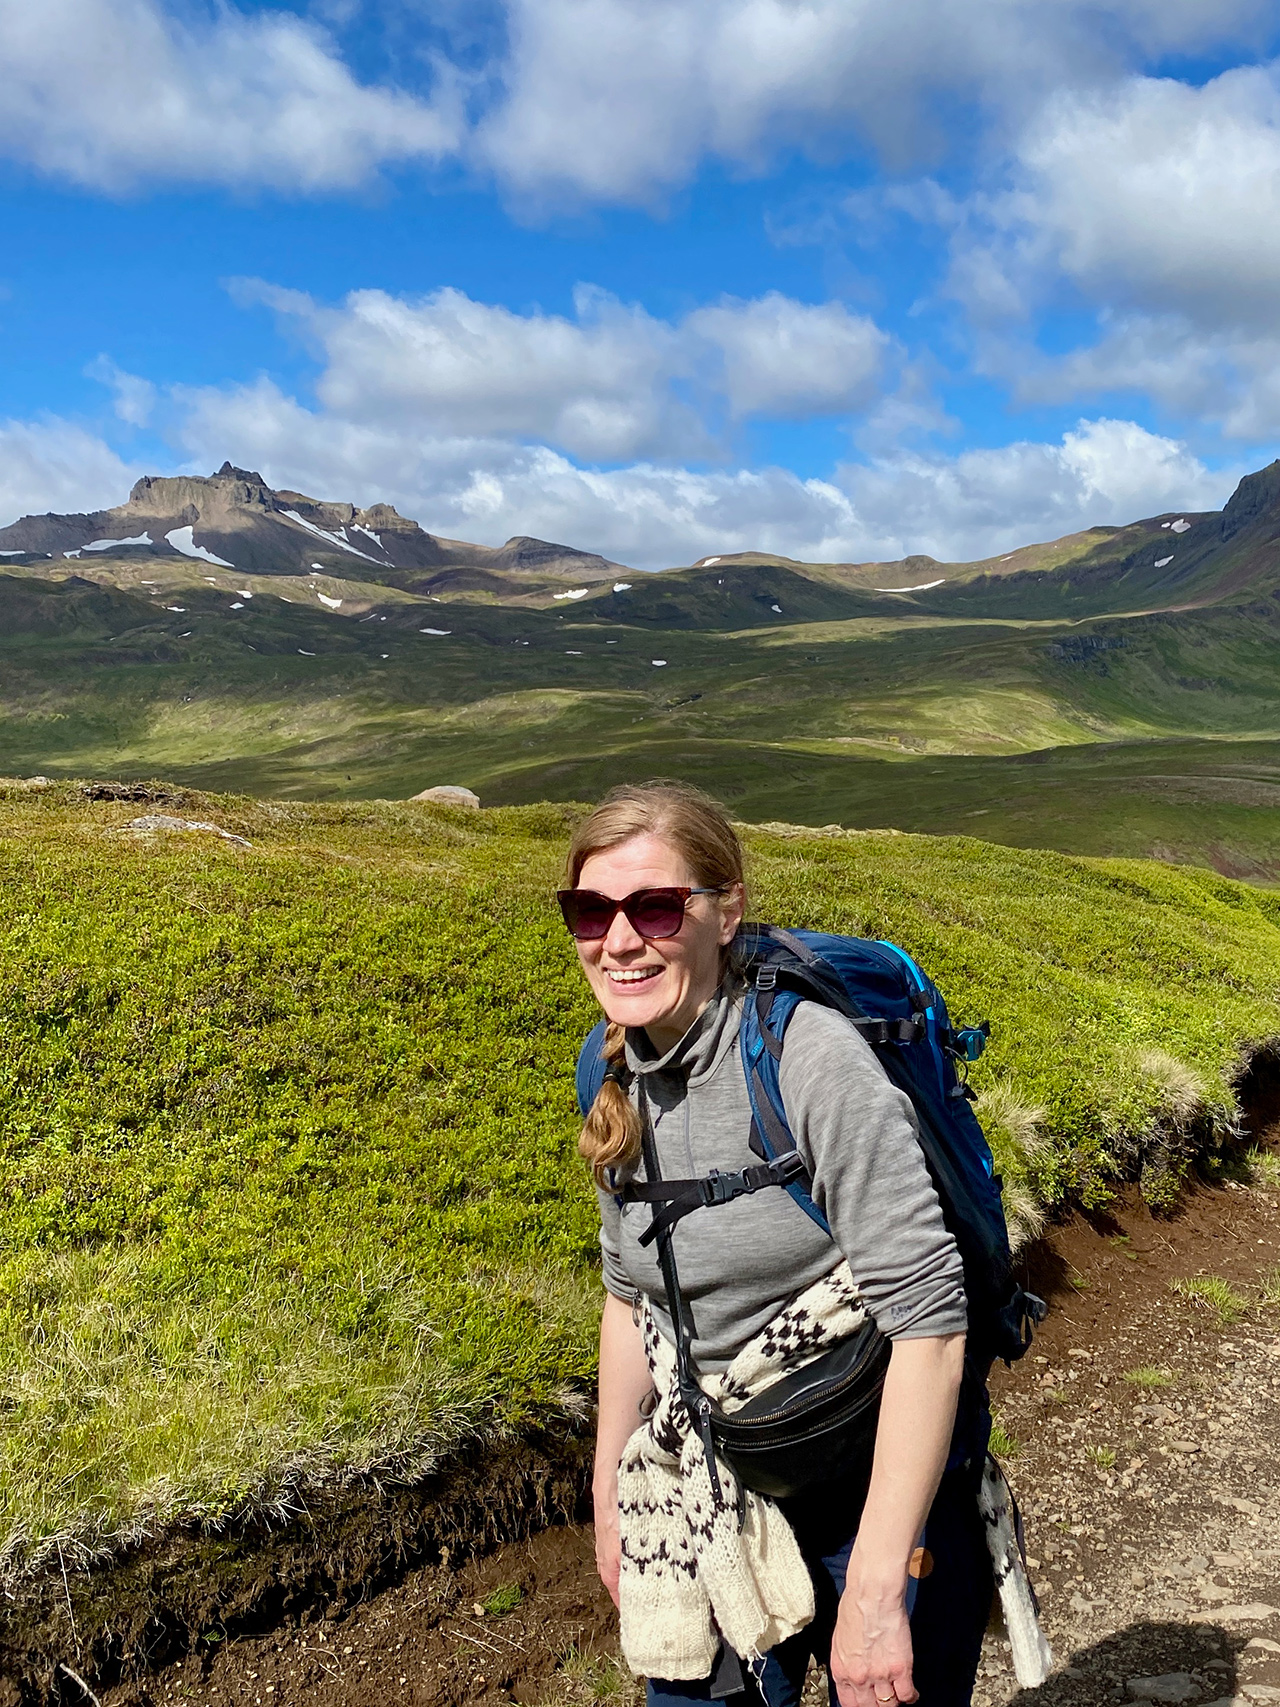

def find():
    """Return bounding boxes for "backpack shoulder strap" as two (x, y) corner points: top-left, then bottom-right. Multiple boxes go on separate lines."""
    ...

(738, 981), (831, 1236)
(575, 1016), (610, 1118)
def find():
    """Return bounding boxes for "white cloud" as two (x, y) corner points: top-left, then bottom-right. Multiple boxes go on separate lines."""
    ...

(171, 374), (858, 565)
(86, 355), (157, 428)
(1008, 316), (1280, 441)
(686, 293), (888, 420)
(841, 418), (1237, 561)
(279, 283), (694, 460)
(934, 61), (1280, 436)
(1001, 64), (1280, 327)
(0, 0), (1268, 200)
(243, 280), (895, 458)
(0, 0), (460, 191)
(173, 374), (1232, 569)
(477, 0), (1268, 204)
(0, 418), (146, 524)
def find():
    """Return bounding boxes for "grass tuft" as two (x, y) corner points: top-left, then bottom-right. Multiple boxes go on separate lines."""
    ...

(482, 1582), (524, 1617)
(554, 1644), (642, 1706)
(1246, 1147), (1280, 1191)
(1137, 1049), (1208, 1132)
(972, 1085), (1048, 1251)
(988, 1419), (1021, 1460)
(1171, 1275), (1249, 1326)
(1123, 1366), (1176, 1390)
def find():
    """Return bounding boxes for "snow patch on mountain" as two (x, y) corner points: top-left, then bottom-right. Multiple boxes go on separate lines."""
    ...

(166, 527), (234, 568)
(84, 533), (153, 551)
(281, 510), (384, 564)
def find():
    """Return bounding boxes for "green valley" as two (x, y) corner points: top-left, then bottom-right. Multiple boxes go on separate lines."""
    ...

(3, 459), (1280, 872)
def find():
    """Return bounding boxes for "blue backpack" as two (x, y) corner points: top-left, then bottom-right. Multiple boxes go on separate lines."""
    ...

(576, 924), (1044, 1368)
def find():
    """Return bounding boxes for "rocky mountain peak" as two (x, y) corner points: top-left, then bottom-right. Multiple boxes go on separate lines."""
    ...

(356, 502), (418, 533)
(126, 466), (275, 519)
(1220, 460), (1280, 543)
(0, 461), (631, 582)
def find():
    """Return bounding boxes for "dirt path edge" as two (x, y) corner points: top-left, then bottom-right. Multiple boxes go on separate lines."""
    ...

(0, 1420), (595, 1704)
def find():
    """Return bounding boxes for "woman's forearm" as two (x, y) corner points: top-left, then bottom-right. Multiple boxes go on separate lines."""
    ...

(829, 1332), (965, 1702)
(594, 1290), (654, 1488)
(592, 1291), (654, 1606)
(850, 1332), (966, 1593)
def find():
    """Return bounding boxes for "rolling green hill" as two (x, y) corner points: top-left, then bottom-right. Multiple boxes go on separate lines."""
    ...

(1, 786), (1278, 1581)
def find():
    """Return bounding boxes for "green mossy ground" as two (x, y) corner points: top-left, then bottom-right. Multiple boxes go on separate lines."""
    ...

(1, 785), (1279, 1576)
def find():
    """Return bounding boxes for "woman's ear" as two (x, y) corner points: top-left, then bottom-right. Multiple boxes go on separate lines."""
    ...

(718, 881), (746, 944)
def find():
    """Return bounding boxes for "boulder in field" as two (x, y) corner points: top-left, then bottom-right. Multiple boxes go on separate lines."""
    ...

(410, 786), (480, 809)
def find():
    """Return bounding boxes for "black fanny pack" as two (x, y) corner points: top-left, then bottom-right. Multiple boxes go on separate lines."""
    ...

(637, 1085), (890, 1506)
(695, 1316), (890, 1502)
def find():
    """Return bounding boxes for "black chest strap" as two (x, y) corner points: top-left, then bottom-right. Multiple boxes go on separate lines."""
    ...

(619, 1149), (810, 1246)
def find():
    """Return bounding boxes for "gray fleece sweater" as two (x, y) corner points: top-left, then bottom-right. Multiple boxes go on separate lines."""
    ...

(596, 984), (967, 1372)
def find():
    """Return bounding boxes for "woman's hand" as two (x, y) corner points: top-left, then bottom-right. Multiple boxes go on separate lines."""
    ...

(593, 1473), (622, 1606)
(830, 1574), (916, 1706)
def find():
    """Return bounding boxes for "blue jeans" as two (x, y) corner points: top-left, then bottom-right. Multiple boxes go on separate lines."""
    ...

(645, 1457), (992, 1707)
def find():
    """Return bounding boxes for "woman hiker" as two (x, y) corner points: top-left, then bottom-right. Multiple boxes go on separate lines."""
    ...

(559, 782), (1006, 1707)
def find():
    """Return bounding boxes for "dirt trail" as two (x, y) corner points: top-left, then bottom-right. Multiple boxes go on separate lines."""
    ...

(87, 1179), (1280, 1707)
(976, 1179), (1280, 1707)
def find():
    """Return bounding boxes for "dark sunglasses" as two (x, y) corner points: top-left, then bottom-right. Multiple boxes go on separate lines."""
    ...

(557, 885), (726, 942)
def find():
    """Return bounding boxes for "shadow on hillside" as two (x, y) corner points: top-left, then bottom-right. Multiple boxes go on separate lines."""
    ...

(1236, 1035), (1280, 1145)
(1014, 1201), (1127, 1309)
(1002, 1618), (1240, 1704)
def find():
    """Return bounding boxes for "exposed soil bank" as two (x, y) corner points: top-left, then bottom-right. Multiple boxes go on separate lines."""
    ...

(1, 1424), (593, 1707)
(974, 1175), (1280, 1705)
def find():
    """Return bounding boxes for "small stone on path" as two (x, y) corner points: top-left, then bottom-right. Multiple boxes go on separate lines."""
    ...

(1126, 1676), (1199, 1703)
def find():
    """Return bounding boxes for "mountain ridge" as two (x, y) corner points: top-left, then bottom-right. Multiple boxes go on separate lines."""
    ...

(0, 462), (629, 588)
(5, 458), (1279, 624)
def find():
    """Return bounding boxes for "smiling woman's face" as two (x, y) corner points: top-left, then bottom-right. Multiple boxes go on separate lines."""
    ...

(573, 831), (743, 1052)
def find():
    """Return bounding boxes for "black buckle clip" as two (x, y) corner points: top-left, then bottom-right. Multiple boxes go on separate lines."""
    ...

(755, 965), (778, 992)
(771, 1150), (807, 1186)
(700, 1167), (749, 1207)
(697, 1150), (806, 1209)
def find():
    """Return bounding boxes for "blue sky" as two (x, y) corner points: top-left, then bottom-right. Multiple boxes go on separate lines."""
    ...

(3, 0), (1280, 568)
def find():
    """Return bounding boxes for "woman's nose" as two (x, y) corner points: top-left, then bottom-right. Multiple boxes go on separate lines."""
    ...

(603, 906), (644, 956)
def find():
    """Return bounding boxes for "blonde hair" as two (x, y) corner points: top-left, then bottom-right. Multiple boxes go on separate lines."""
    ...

(568, 782), (746, 1185)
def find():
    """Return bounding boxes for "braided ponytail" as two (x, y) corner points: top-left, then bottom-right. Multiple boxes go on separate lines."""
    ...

(567, 782), (745, 1186)
(578, 1021), (643, 1185)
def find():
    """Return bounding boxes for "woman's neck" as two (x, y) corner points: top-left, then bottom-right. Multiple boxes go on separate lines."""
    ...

(642, 985), (720, 1056)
